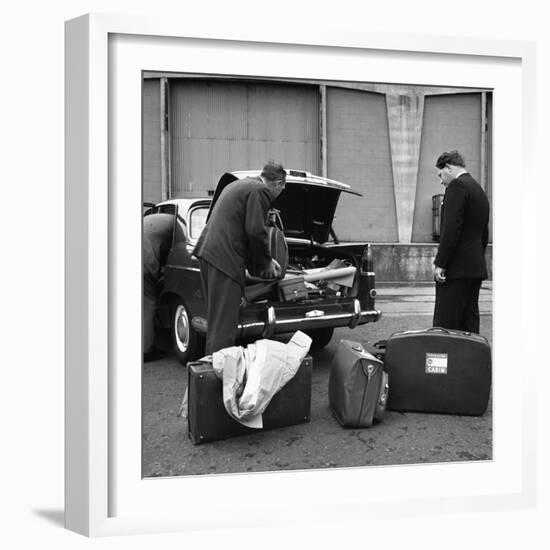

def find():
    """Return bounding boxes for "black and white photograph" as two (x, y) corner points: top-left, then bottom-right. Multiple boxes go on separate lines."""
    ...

(141, 72), (494, 477)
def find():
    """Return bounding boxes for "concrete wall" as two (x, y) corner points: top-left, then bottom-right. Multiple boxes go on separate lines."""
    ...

(372, 244), (493, 282)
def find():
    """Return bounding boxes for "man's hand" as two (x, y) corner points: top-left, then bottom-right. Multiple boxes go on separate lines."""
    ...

(259, 259), (282, 279)
(434, 266), (446, 283)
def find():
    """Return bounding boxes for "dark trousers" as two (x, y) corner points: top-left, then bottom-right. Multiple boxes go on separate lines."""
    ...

(433, 278), (482, 333)
(143, 275), (159, 355)
(199, 259), (243, 355)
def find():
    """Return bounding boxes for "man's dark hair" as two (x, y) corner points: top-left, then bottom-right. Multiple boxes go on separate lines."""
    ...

(435, 150), (466, 169)
(261, 161), (286, 182)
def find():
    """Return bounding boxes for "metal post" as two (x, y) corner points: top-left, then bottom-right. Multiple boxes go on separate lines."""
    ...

(160, 77), (171, 200)
(319, 85), (328, 178)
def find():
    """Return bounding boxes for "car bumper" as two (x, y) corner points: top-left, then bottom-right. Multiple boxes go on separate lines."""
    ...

(238, 298), (381, 339)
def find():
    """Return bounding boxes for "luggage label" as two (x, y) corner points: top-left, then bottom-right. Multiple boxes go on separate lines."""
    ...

(425, 352), (448, 375)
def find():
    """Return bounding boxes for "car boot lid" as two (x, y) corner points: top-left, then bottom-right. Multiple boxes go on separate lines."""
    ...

(227, 170), (362, 244)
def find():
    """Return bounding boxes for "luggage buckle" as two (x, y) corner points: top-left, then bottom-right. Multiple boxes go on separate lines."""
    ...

(362, 362), (376, 380)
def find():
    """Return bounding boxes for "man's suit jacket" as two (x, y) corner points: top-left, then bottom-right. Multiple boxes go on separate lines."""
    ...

(193, 177), (273, 288)
(434, 172), (490, 280)
(143, 212), (175, 296)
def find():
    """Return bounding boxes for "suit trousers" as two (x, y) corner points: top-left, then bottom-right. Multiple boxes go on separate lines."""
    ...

(200, 259), (243, 355)
(433, 278), (482, 333)
(143, 274), (159, 355)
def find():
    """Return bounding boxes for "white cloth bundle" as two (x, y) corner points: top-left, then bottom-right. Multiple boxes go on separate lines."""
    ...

(212, 331), (312, 428)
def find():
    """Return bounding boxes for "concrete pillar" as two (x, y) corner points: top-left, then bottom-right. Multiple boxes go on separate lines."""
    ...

(386, 94), (424, 243)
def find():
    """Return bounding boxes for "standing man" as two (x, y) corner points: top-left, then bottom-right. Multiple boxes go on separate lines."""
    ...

(433, 150), (490, 333)
(193, 161), (287, 354)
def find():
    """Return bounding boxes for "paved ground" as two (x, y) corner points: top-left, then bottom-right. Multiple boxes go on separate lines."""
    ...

(142, 282), (493, 477)
(376, 281), (493, 318)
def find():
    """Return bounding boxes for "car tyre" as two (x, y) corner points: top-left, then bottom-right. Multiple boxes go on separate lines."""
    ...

(306, 327), (334, 350)
(171, 299), (201, 365)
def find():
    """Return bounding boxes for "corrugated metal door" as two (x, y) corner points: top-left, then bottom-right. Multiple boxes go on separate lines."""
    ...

(413, 93), (482, 242)
(326, 87), (397, 242)
(170, 80), (320, 197)
(142, 79), (162, 203)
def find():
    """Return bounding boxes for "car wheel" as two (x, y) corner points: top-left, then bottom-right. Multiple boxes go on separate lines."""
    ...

(306, 327), (334, 350)
(171, 299), (200, 365)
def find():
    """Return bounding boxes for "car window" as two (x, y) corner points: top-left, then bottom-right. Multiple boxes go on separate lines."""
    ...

(189, 206), (209, 240)
(143, 202), (156, 216)
(157, 204), (177, 215)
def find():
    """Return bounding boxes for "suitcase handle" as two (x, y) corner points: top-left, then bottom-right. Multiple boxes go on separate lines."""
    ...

(373, 339), (387, 349)
(267, 208), (285, 232)
(428, 326), (471, 337)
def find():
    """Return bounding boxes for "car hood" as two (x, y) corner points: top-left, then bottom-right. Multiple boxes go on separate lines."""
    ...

(210, 170), (361, 244)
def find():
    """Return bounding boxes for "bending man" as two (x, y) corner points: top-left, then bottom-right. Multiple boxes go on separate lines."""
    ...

(193, 161), (286, 354)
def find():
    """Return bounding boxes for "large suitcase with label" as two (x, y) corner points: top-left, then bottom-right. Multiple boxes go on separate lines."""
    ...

(328, 340), (389, 428)
(187, 355), (312, 444)
(384, 327), (491, 415)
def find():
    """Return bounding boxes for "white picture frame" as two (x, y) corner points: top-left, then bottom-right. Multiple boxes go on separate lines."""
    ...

(65, 13), (537, 537)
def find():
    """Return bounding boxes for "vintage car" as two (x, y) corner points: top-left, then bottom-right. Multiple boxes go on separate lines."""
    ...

(145, 169), (381, 364)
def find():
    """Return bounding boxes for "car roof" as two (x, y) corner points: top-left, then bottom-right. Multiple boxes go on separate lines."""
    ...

(153, 198), (211, 218)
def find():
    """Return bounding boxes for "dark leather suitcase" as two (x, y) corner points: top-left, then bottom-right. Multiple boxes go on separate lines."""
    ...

(277, 276), (308, 301)
(384, 327), (491, 415)
(328, 340), (389, 428)
(187, 355), (312, 444)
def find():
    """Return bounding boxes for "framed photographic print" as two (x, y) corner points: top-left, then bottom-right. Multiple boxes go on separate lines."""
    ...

(65, 13), (536, 537)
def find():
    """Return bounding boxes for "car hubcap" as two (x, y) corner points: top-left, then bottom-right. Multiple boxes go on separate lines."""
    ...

(174, 304), (190, 353)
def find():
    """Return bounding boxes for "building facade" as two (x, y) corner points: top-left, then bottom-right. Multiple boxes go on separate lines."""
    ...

(143, 74), (493, 280)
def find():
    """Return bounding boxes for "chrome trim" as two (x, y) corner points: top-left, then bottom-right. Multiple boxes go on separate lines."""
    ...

(348, 299), (361, 329)
(165, 265), (201, 272)
(238, 309), (381, 331)
(360, 272), (375, 276)
(262, 306), (276, 338)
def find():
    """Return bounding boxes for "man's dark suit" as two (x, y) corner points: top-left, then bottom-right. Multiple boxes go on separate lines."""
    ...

(433, 172), (490, 333)
(143, 213), (175, 355)
(193, 177), (273, 354)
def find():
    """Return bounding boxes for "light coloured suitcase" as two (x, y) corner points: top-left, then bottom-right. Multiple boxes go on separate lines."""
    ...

(329, 340), (389, 428)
